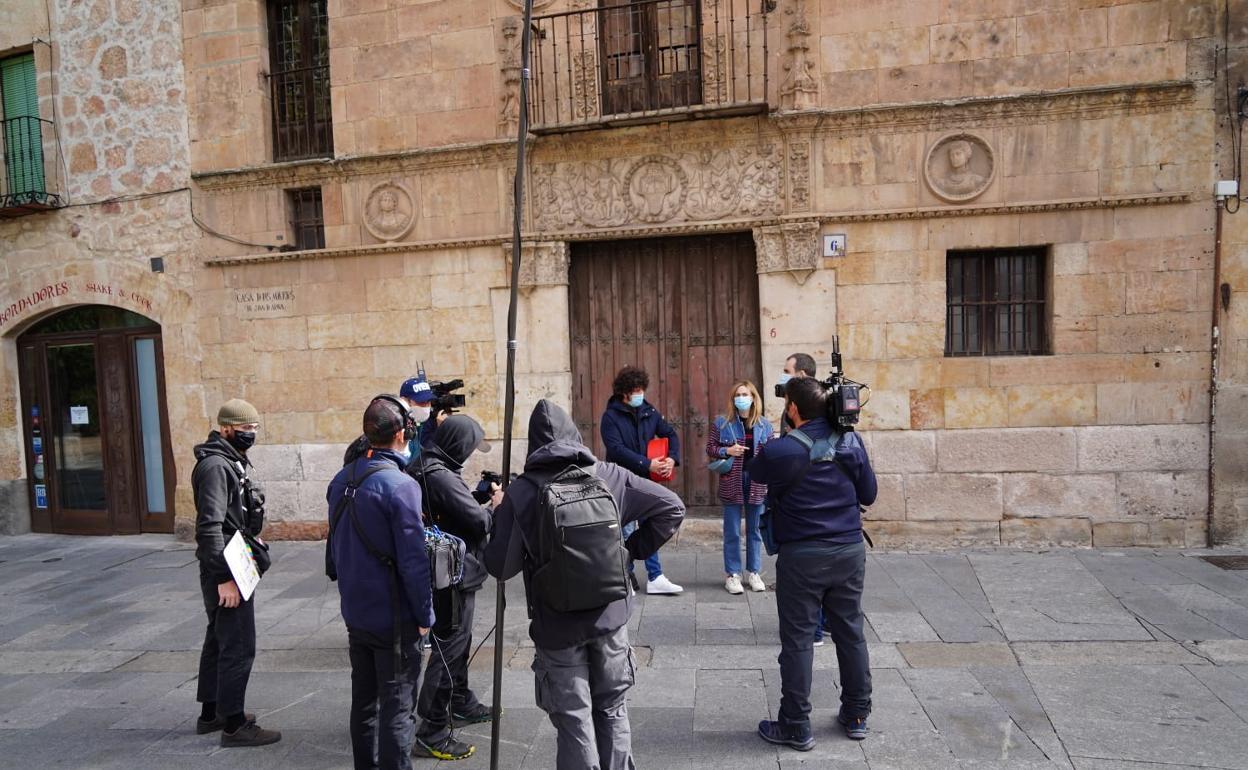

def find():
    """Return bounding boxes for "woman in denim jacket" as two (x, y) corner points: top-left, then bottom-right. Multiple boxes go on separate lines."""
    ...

(705, 380), (773, 594)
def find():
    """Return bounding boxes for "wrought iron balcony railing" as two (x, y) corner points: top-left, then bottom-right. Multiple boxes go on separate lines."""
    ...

(1, 115), (63, 217)
(527, 0), (770, 133)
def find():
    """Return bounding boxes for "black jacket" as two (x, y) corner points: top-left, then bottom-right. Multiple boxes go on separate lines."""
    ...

(412, 415), (493, 591)
(600, 396), (682, 478)
(192, 432), (262, 584)
(485, 400), (685, 649)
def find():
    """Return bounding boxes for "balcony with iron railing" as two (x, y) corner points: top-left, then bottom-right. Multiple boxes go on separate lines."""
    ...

(1, 115), (63, 217)
(528, 0), (772, 133)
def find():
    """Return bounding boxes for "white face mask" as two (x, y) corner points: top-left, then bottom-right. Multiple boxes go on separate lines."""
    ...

(411, 405), (432, 424)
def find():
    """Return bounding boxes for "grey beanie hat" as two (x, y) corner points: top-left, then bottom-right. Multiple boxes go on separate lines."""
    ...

(217, 399), (260, 426)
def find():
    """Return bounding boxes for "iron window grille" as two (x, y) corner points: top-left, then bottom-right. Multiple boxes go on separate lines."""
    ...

(287, 187), (325, 251)
(267, 0), (333, 162)
(946, 248), (1049, 357)
(1, 52), (63, 216)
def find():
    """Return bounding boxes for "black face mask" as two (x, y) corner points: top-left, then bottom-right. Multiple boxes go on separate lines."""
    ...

(227, 430), (256, 453)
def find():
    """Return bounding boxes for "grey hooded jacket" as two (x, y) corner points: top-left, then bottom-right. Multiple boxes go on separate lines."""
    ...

(484, 400), (685, 649)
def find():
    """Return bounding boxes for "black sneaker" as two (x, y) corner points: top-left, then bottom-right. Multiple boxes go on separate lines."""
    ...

(196, 711), (254, 734)
(220, 719), (282, 748)
(412, 735), (475, 761)
(757, 719), (814, 752)
(452, 703), (496, 727)
(838, 713), (868, 740)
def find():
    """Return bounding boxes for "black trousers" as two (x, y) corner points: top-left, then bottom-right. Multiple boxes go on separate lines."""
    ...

(775, 539), (872, 728)
(349, 624), (424, 770)
(196, 570), (256, 718)
(416, 586), (483, 743)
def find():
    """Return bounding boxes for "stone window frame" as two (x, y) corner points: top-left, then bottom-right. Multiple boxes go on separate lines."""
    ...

(945, 247), (1050, 357)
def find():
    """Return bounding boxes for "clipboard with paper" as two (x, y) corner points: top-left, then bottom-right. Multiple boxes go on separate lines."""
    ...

(223, 530), (262, 601)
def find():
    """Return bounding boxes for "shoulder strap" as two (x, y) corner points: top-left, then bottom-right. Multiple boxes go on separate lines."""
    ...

(328, 463), (390, 542)
(788, 428), (814, 450)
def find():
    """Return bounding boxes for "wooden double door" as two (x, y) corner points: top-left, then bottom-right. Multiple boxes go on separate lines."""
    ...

(17, 306), (175, 535)
(570, 233), (762, 516)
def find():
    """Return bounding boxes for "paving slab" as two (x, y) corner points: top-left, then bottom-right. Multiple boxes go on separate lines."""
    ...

(897, 642), (1016, 668)
(1012, 641), (1209, 666)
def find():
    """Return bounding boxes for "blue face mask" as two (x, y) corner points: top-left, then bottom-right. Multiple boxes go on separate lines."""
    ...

(777, 373), (792, 386)
(733, 396), (753, 412)
(627, 392), (645, 408)
(396, 445), (412, 464)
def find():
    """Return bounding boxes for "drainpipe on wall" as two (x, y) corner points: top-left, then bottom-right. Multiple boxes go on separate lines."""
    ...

(1209, 202), (1224, 547)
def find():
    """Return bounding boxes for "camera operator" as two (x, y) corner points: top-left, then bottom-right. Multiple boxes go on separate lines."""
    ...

(747, 377), (877, 752)
(410, 414), (496, 761)
(343, 376), (438, 467)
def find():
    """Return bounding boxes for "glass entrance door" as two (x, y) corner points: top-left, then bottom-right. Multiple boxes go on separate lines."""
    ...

(17, 305), (174, 535)
(47, 342), (108, 529)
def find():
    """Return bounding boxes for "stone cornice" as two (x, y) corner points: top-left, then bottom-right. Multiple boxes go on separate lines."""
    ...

(203, 192), (1192, 266)
(192, 139), (520, 193)
(773, 80), (1201, 135)
(191, 82), (1200, 193)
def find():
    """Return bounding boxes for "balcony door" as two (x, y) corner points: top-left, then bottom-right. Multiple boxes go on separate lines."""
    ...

(18, 306), (175, 535)
(600, 0), (702, 115)
(1, 52), (45, 201)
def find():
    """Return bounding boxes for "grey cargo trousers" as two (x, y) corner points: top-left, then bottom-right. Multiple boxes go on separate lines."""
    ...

(532, 624), (637, 770)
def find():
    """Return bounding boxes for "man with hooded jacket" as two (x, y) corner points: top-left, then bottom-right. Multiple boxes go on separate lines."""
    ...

(485, 400), (684, 770)
(410, 414), (496, 761)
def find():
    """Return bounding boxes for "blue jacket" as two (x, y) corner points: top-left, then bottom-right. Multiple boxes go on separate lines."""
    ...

(600, 397), (681, 478)
(746, 417), (877, 545)
(327, 450), (434, 634)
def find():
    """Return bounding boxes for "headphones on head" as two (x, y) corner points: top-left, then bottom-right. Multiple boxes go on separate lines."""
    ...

(371, 393), (418, 444)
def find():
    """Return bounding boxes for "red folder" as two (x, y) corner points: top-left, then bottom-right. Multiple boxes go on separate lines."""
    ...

(647, 437), (674, 483)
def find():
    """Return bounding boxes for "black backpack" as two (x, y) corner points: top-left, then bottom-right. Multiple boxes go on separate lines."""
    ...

(530, 464), (629, 613)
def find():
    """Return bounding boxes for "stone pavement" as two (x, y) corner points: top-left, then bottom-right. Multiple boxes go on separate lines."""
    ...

(2, 536), (1248, 769)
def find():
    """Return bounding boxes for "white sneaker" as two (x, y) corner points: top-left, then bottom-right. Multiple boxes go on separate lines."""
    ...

(745, 572), (766, 592)
(813, 638), (825, 647)
(646, 574), (683, 595)
(725, 574), (744, 595)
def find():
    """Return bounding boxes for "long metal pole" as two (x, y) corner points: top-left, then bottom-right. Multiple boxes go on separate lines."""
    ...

(492, 0), (536, 766)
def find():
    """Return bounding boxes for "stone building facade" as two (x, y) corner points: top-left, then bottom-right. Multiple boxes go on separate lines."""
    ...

(0, 0), (198, 535)
(2, 0), (1245, 547)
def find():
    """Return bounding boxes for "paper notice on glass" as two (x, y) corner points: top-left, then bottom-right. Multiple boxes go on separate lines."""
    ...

(70, 406), (89, 425)
(223, 530), (261, 601)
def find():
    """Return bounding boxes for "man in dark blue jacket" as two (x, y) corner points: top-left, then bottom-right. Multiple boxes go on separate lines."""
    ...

(485, 400), (684, 769)
(747, 377), (877, 752)
(599, 365), (683, 595)
(327, 396), (434, 770)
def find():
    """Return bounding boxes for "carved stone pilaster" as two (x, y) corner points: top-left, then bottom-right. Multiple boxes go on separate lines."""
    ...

(503, 241), (570, 292)
(498, 18), (522, 138)
(753, 221), (820, 285)
(779, 0), (818, 112)
(787, 139), (811, 212)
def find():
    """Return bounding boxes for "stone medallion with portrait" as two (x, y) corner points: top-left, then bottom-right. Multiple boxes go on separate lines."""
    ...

(925, 133), (995, 203)
(363, 182), (416, 242)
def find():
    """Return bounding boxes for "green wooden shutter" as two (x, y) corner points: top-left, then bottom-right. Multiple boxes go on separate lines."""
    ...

(1, 53), (45, 199)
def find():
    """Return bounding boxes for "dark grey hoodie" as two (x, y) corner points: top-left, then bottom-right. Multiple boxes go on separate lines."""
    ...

(413, 414), (493, 591)
(484, 400), (685, 649)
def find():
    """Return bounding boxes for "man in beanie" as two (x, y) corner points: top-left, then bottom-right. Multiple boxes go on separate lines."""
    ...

(192, 399), (281, 747)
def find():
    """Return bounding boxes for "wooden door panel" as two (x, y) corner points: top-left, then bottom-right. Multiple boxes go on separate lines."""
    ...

(98, 334), (141, 534)
(569, 233), (761, 517)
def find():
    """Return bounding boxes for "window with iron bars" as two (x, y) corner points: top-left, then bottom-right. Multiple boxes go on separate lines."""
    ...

(287, 187), (325, 251)
(946, 248), (1049, 357)
(267, 0), (332, 162)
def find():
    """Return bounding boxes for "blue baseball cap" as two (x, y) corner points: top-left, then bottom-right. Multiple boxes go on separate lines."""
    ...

(399, 376), (435, 404)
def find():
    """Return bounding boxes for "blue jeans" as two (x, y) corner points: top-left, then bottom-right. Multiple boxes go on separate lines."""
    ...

(622, 521), (663, 581)
(723, 502), (764, 575)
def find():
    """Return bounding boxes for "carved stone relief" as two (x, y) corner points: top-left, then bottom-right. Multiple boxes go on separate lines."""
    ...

(572, 50), (599, 120)
(787, 140), (811, 212)
(925, 132), (995, 203)
(363, 181), (416, 242)
(753, 221), (820, 285)
(703, 35), (728, 104)
(502, 241), (570, 292)
(531, 145), (784, 230)
(779, 0), (818, 111)
(506, 0), (555, 9)
(498, 17), (522, 138)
